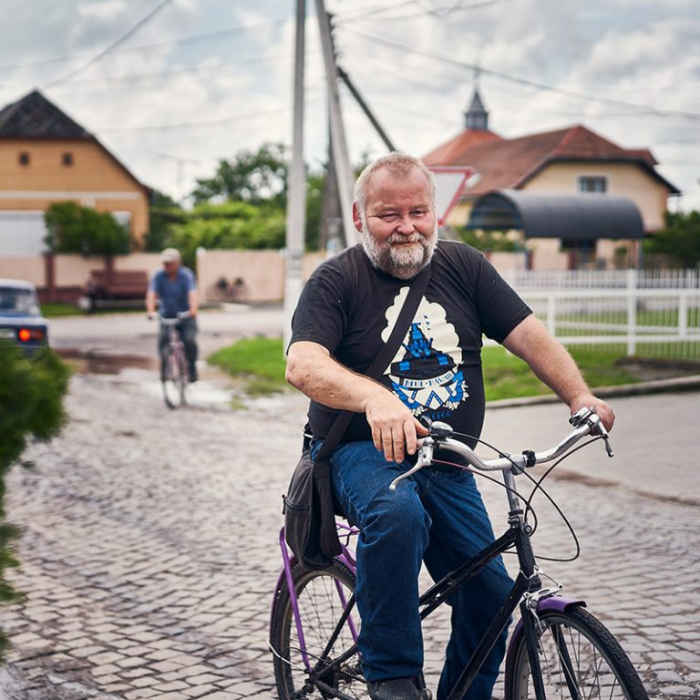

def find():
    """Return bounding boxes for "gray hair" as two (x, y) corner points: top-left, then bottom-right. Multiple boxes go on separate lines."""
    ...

(353, 152), (436, 216)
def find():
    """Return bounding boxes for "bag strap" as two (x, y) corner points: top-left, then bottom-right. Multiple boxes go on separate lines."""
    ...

(315, 261), (432, 462)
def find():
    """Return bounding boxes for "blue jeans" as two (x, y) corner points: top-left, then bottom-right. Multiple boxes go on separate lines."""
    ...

(158, 317), (198, 371)
(312, 440), (512, 700)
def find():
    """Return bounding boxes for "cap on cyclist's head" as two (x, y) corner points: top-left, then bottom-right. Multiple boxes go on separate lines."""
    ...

(161, 248), (181, 264)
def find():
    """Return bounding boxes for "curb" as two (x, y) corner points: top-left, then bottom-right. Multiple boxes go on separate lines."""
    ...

(486, 374), (700, 410)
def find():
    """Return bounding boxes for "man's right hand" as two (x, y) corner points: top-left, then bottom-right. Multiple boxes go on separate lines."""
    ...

(362, 390), (429, 463)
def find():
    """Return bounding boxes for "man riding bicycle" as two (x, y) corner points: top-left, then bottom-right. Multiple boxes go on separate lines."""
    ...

(286, 153), (615, 700)
(146, 248), (199, 383)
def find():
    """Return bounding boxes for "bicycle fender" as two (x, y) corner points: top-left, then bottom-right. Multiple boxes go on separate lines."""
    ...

(506, 596), (587, 658)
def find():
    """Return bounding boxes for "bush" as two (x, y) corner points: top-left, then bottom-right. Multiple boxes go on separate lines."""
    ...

(0, 347), (69, 658)
(44, 202), (132, 256)
(168, 202), (285, 268)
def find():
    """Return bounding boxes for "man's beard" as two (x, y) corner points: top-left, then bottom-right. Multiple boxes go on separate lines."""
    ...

(359, 217), (437, 280)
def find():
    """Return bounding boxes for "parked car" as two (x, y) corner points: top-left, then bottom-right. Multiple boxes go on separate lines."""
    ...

(0, 279), (49, 353)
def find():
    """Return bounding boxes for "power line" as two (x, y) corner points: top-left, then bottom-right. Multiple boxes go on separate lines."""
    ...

(44, 0), (177, 88)
(0, 17), (288, 75)
(1, 51), (303, 92)
(336, 0), (511, 23)
(96, 106), (290, 133)
(343, 27), (700, 121)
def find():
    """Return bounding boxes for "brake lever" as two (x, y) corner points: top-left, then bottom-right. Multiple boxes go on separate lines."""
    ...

(588, 413), (614, 458)
(389, 440), (435, 491)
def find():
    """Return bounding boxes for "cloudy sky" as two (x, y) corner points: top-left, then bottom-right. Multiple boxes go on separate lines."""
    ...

(1, 0), (699, 208)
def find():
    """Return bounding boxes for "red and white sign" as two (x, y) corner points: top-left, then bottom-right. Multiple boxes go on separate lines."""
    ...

(427, 166), (475, 227)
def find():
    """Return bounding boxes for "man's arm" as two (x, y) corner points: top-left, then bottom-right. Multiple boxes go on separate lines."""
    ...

(502, 315), (615, 431)
(188, 288), (199, 317)
(286, 341), (428, 463)
(145, 289), (157, 317)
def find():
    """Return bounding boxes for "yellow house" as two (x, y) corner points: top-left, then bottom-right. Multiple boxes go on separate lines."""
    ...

(0, 90), (149, 255)
(423, 89), (680, 269)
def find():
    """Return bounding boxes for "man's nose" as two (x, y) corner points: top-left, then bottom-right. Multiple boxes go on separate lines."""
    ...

(394, 215), (415, 234)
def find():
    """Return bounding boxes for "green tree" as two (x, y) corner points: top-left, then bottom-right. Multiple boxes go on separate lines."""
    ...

(146, 190), (187, 252)
(644, 210), (700, 268)
(168, 201), (285, 268)
(192, 143), (288, 207)
(44, 202), (132, 256)
(0, 347), (69, 658)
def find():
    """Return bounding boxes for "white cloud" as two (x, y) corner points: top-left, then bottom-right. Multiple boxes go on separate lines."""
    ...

(0, 0), (698, 209)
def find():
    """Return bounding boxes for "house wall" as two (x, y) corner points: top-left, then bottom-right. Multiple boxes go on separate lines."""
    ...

(523, 162), (669, 231)
(0, 138), (149, 241)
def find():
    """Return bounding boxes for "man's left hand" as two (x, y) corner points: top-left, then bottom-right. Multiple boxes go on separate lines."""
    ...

(569, 393), (615, 432)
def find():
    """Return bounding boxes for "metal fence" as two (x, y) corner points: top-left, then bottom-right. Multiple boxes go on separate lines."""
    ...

(504, 270), (700, 359)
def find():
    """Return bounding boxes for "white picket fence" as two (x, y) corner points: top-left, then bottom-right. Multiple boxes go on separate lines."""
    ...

(506, 270), (700, 359)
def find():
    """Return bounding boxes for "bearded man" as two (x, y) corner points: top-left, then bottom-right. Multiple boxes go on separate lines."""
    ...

(286, 152), (614, 700)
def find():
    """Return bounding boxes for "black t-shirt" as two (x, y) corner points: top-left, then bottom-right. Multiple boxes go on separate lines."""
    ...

(289, 241), (532, 447)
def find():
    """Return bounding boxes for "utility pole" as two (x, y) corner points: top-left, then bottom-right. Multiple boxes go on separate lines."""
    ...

(283, 0), (307, 348)
(315, 4), (357, 247)
(158, 153), (200, 204)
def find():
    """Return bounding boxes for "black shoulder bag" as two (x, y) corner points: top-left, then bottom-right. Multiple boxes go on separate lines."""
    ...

(283, 263), (432, 570)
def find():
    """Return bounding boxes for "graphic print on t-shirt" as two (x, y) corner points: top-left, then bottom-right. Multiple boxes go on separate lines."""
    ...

(381, 287), (469, 422)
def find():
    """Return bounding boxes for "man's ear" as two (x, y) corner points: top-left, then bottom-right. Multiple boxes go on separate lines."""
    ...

(352, 202), (364, 233)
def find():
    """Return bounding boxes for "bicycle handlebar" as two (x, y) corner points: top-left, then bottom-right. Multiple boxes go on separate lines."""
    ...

(158, 311), (191, 326)
(389, 407), (614, 491)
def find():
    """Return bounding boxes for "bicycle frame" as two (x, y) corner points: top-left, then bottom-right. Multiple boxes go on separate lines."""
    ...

(274, 472), (587, 700)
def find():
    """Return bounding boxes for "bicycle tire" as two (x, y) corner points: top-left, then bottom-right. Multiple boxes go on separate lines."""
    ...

(161, 344), (186, 409)
(270, 560), (368, 699)
(504, 605), (649, 700)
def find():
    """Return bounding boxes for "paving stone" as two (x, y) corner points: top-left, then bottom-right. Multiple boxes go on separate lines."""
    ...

(2, 372), (699, 699)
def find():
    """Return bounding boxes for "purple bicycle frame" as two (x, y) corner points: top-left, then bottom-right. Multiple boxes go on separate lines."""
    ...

(274, 523), (360, 671)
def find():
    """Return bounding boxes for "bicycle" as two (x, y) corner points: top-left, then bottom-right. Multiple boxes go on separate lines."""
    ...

(269, 407), (650, 700)
(158, 312), (189, 409)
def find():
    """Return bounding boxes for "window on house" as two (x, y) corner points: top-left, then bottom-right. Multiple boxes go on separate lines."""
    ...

(62, 152), (74, 166)
(18, 152), (30, 166)
(578, 176), (607, 193)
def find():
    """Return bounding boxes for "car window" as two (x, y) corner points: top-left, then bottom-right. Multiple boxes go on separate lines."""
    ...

(0, 287), (40, 316)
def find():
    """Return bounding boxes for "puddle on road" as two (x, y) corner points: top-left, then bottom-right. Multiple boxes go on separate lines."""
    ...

(59, 350), (238, 410)
(58, 349), (156, 374)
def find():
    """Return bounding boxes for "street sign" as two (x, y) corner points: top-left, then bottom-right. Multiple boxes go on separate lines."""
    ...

(427, 165), (476, 227)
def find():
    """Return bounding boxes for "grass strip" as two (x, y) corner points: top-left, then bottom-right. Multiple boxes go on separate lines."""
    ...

(208, 337), (644, 400)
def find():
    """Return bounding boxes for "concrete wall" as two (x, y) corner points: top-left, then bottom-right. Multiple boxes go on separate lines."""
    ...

(0, 255), (45, 285)
(196, 249), (326, 303)
(0, 138), (149, 240)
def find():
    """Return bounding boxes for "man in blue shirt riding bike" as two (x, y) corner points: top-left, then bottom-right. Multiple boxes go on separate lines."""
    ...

(287, 153), (615, 700)
(146, 248), (199, 383)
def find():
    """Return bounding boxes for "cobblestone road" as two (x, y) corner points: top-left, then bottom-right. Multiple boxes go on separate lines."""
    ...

(3, 371), (699, 699)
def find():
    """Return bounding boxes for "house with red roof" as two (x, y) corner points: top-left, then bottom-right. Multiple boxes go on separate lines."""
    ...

(423, 88), (680, 269)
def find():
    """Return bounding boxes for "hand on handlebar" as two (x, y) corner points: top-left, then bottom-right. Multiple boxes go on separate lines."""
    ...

(364, 390), (429, 463)
(569, 393), (615, 433)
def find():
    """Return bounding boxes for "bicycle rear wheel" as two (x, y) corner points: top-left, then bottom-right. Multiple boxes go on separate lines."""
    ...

(270, 560), (367, 699)
(162, 344), (186, 409)
(504, 606), (649, 700)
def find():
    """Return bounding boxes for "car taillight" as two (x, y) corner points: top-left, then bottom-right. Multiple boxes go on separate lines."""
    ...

(18, 328), (45, 342)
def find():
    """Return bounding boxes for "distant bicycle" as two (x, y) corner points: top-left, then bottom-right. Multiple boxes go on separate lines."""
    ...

(158, 312), (190, 409)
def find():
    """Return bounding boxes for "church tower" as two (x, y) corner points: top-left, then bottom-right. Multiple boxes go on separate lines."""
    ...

(465, 87), (489, 131)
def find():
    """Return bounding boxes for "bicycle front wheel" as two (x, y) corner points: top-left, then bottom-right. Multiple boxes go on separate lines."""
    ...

(162, 345), (186, 409)
(504, 606), (649, 700)
(270, 560), (367, 700)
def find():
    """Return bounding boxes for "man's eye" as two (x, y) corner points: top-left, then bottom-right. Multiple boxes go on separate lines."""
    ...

(411, 210), (427, 218)
(380, 214), (399, 222)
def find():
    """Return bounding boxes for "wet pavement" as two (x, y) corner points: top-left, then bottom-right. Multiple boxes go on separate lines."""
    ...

(2, 367), (699, 699)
